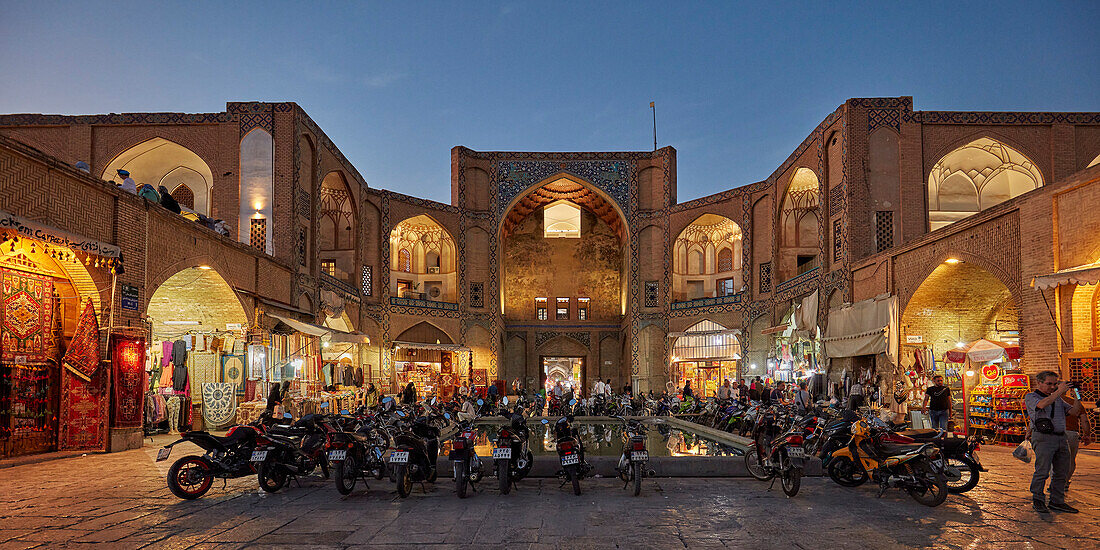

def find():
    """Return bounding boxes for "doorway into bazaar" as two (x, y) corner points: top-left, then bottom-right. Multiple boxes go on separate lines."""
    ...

(542, 356), (584, 394)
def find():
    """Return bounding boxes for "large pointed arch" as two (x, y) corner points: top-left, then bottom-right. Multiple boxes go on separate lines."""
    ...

(672, 213), (744, 302)
(395, 321), (454, 345)
(102, 137), (214, 216)
(498, 173), (631, 241)
(928, 137), (1044, 231)
(776, 167), (821, 282)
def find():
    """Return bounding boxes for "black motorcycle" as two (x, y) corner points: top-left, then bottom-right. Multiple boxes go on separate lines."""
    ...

(254, 412), (331, 492)
(328, 409), (390, 495)
(543, 402), (592, 496)
(493, 397), (534, 495)
(449, 402), (486, 499)
(614, 417), (653, 496)
(390, 406), (441, 497)
(157, 413), (272, 499)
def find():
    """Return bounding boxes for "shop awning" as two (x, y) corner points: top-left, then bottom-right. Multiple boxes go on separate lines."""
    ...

(1031, 262), (1100, 290)
(266, 313), (369, 344)
(393, 340), (471, 352)
(822, 294), (898, 363)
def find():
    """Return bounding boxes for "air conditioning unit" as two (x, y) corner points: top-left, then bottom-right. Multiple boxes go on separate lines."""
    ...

(427, 267), (440, 274)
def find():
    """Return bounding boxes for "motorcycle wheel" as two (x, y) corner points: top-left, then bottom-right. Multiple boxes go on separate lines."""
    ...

(744, 448), (773, 481)
(319, 454), (331, 480)
(455, 462), (468, 499)
(907, 460), (948, 507)
(617, 455), (631, 483)
(257, 456), (288, 493)
(780, 454), (802, 497)
(395, 465), (412, 498)
(167, 455), (214, 500)
(427, 464), (438, 483)
(335, 455), (357, 495)
(498, 460), (511, 495)
(945, 456), (980, 494)
(827, 456), (868, 487)
(632, 463), (642, 497)
(565, 465), (581, 496)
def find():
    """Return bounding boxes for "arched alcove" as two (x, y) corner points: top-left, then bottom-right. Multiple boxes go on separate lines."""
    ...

(389, 215), (457, 302)
(673, 214), (744, 302)
(928, 137), (1043, 231)
(777, 167), (820, 282)
(102, 138), (214, 216)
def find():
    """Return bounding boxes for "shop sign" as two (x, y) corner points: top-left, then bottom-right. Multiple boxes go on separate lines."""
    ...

(1002, 374), (1029, 388)
(0, 209), (121, 258)
(980, 364), (1000, 382)
(120, 284), (139, 311)
(906, 335), (923, 344)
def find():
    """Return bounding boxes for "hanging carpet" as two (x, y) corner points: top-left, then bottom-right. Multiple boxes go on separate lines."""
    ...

(59, 366), (109, 451)
(111, 335), (146, 428)
(62, 300), (100, 381)
(221, 354), (245, 396)
(188, 352), (218, 405)
(201, 382), (237, 428)
(1, 267), (54, 364)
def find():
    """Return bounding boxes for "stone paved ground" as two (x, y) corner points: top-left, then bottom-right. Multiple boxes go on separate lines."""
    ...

(1, 440), (1098, 549)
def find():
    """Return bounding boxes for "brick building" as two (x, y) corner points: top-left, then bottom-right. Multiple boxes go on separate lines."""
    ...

(2, 98), (1099, 456)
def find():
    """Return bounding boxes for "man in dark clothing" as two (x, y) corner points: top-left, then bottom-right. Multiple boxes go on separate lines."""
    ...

(921, 375), (953, 430)
(769, 382), (787, 403)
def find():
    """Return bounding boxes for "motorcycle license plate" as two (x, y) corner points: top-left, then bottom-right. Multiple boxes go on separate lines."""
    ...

(328, 450), (347, 462)
(250, 450), (268, 462)
(787, 447), (806, 459)
(156, 447), (172, 462)
(631, 451), (649, 462)
(561, 453), (579, 466)
(493, 447), (512, 459)
(390, 451), (410, 464)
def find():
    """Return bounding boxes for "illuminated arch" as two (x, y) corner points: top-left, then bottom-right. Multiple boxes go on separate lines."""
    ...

(928, 137), (1043, 231)
(389, 215), (457, 302)
(102, 137), (214, 216)
(673, 214), (744, 302)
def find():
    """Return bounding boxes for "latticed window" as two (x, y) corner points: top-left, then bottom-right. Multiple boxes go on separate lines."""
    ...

(297, 227), (307, 266)
(321, 261), (336, 277)
(874, 211), (894, 252)
(556, 298), (570, 320)
(470, 282), (484, 308)
(535, 298), (548, 320)
(172, 184), (194, 210)
(759, 262), (771, 293)
(833, 218), (843, 262)
(249, 218), (267, 251)
(398, 249), (411, 272)
(578, 298), (589, 320)
(717, 248), (733, 272)
(361, 266), (372, 296)
(645, 281), (659, 308)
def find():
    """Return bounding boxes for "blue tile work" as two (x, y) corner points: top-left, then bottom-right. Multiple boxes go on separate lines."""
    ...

(495, 160), (632, 217)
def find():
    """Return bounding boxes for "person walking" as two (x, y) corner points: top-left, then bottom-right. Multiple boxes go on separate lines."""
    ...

(401, 382), (417, 404)
(921, 375), (953, 430)
(848, 379), (865, 410)
(1025, 371), (1084, 513)
(364, 382), (379, 408)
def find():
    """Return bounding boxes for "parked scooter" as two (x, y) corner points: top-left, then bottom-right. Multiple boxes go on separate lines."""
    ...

(493, 397), (534, 494)
(882, 425), (984, 494)
(254, 412), (332, 492)
(614, 416), (654, 496)
(389, 399), (442, 498)
(543, 400), (592, 495)
(327, 409), (390, 495)
(157, 412), (274, 499)
(744, 406), (807, 497)
(828, 417), (948, 507)
(449, 401), (485, 499)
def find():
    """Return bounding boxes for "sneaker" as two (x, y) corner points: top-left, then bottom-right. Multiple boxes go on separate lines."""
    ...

(1049, 502), (1079, 513)
(1033, 499), (1050, 513)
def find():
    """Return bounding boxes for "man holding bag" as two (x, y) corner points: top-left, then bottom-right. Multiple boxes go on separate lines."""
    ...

(1024, 371), (1084, 513)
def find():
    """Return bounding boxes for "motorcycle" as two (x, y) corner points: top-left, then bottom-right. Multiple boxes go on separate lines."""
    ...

(883, 426), (984, 494)
(389, 400), (442, 498)
(614, 417), (654, 496)
(493, 397), (534, 495)
(157, 413), (273, 499)
(543, 401), (592, 496)
(450, 400), (486, 499)
(254, 412), (332, 493)
(327, 409), (390, 495)
(828, 417), (949, 507)
(744, 406), (806, 497)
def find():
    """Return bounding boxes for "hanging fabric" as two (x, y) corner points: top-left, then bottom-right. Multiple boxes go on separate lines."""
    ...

(62, 299), (99, 380)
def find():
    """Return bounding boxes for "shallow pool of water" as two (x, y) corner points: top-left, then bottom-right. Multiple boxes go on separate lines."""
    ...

(442, 419), (742, 458)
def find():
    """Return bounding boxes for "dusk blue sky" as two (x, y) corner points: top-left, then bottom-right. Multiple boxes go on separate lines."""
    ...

(3, 1), (1098, 203)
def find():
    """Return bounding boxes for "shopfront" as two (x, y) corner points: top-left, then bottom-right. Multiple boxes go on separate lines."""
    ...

(0, 212), (115, 458)
(392, 342), (470, 399)
(669, 320), (741, 398)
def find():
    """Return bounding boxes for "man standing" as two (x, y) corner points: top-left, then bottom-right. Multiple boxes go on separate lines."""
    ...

(717, 379), (732, 401)
(769, 382), (786, 403)
(921, 375), (953, 430)
(1025, 371), (1084, 513)
(793, 382), (812, 413)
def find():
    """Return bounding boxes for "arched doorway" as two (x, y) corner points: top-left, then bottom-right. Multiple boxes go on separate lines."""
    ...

(146, 267), (250, 431)
(670, 320), (742, 397)
(389, 215), (457, 303)
(777, 167), (821, 282)
(102, 138), (214, 216)
(673, 214), (744, 302)
(927, 137), (1043, 231)
(392, 321), (467, 397)
(0, 234), (104, 457)
(537, 334), (590, 393)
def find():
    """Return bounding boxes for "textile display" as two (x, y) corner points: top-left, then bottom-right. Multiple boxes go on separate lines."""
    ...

(221, 354), (246, 395)
(59, 366), (109, 451)
(111, 335), (146, 427)
(62, 300), (99, 380)
(188, 352), (219, 405)
(201, 382), (237, 428)
(1, 268), (55, 364)
(822, 295), (899, 363)
(471, 368), (488, 387)
(245, 379), (259, 402)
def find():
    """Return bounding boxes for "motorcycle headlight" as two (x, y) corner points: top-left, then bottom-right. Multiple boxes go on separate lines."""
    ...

(921, 445), (938, 458)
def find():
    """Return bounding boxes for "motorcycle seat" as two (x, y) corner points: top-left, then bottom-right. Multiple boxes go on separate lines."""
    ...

(267, 425), (308, 437)
(896, 428), (940, 440)
(877, 442), (927, 455)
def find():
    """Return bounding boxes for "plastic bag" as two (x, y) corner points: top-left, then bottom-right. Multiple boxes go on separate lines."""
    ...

(1012, 440), (1032, 463)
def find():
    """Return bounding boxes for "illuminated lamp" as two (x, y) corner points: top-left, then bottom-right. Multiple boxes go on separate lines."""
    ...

(944, 258), (961, 265)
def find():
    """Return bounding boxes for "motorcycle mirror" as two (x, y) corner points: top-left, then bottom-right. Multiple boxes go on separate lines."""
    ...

(320, 402), (329, 408)
(502, 397), (509, 405)
(397, 410), (406, 417)
(477, 399), (484, 406)
(541, 419), (550, 425)
(382, 397), (393, 404)
(444, 413), (451, 420)
(283, 413), (293, 419)
(431, 397), (437, 406)
(339, 409), (349, 415)
(569, 399), (577, 406)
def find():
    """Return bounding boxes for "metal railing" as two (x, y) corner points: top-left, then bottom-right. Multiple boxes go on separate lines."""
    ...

(670, 292), (744, 311)
(390, 296), (459, 311)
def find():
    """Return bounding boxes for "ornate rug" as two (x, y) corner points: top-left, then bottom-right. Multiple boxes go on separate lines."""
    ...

(111, 335), (145, 428)
(188, 352), (218, 405)
(1, 267), (54, 364)
(201, 382), (237, 428)
(220, 354), (245, 395)
(62, 300), (100, 381)
(59, 366), (109, 451)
